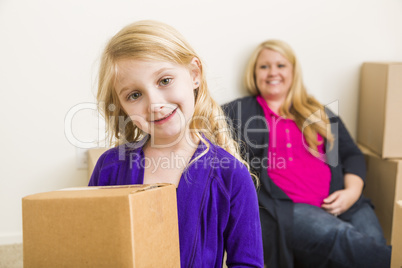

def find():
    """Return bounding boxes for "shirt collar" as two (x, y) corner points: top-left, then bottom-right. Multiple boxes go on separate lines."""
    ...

(256, 95), (281, 118)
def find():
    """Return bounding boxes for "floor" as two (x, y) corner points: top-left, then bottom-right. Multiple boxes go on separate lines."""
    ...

(0, 244), (227, 267)
(0, 244), (22, 268)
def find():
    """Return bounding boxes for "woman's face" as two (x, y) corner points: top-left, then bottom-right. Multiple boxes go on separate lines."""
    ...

(254, 48), (293, 103)
(114, 58), (200, 145)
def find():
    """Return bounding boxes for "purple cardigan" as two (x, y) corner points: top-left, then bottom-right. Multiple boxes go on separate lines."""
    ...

(89, 138), (264, 268)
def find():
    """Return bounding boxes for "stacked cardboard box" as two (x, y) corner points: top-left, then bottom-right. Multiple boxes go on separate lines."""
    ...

(357, 62), (402, 266)
(359, 144), (402, 244)
(357, 62), (402, 158)
(22, 184), (180, 268)
(87, 148), (108, 180)
(391, 201), (402, 268)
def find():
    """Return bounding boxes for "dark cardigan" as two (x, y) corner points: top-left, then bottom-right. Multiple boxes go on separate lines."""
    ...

(223, 96), (370, 268)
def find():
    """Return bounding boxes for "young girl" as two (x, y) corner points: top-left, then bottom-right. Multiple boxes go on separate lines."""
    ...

(89, 20), (264, 267)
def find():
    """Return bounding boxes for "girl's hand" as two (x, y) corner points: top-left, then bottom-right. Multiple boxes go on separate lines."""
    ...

(321, 173), (364, 216)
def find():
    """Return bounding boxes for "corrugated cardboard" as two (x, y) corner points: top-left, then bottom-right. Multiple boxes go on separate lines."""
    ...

(357, 62), (402, 158)
(360, 144), (402, 245)
(391, 200), (402, 268)
(87, 148), (108, 180)
(22, 184), (180, 268)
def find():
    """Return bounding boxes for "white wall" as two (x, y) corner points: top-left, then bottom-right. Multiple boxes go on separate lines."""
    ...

(1, 0), (401, 245)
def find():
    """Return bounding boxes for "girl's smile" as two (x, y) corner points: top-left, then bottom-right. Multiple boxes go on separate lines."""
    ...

(114, 59), (200, 145)
(152, 107), (178, 125)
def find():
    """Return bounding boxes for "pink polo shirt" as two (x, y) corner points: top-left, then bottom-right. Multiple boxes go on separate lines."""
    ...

(257, 96), (331, 207)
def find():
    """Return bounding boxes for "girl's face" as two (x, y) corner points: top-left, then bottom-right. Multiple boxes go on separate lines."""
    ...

(254, 48), (293, 103)
(115, 59), (200, 144)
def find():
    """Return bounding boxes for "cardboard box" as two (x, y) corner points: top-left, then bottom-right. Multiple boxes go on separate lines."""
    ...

(357, 62), (402, 158)
(22, 184), (180, 268)
(360, 144), (402, 245)
(391, 200), (402, 268)
(87, 148), (108, 180)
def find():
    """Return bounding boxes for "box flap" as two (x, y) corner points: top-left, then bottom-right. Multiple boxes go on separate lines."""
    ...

(23, 183), (173, 200)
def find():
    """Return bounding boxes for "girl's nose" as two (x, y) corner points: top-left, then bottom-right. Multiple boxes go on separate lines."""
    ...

(150, 103), (164, 113)
(146, 90), (165, 113)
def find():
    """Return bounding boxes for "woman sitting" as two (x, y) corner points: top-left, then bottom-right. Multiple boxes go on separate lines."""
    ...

(223, 39), (391, 268)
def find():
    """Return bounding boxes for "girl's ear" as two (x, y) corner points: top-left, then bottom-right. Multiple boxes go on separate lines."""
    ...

(189, 57), (201, 89)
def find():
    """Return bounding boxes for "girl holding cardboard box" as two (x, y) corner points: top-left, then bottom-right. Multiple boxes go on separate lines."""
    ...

(89, 20), (263, 267)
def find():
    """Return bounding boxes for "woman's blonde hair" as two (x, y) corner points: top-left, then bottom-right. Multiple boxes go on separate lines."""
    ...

(97, 20), (256, 183)
(244, 39), (334, 153)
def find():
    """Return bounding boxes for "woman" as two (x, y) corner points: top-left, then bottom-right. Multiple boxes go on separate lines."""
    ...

(223, 39), (391, 268)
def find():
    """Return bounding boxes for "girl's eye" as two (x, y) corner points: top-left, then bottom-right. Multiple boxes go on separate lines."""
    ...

(128, 92), (141, 100)
(278, 64), (286, 68)
(260, 65), (268, 69)
(159, 78), (172, 86)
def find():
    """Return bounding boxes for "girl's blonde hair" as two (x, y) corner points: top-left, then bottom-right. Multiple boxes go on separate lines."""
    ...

(244, 39), (334, 153)
(97, 20), (256, 183)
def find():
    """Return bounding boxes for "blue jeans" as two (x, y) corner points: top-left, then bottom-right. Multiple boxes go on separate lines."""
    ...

(292, 203), (391, 268)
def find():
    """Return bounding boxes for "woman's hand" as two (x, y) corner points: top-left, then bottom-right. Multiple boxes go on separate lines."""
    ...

(321, 173), (364, 216)
(321, 189), (359, 216)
